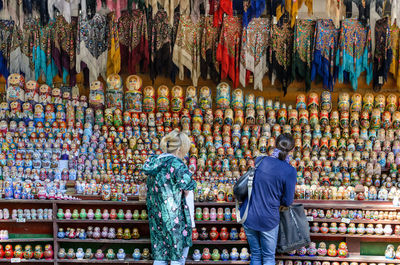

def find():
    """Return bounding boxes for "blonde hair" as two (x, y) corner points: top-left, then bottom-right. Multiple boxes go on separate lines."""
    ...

(160, 129), (191, 155)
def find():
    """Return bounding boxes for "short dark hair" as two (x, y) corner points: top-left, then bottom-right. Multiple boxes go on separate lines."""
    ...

(276, 133), (295, 161)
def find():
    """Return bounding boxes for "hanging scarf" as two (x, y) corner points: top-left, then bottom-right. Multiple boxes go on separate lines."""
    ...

(271, 148), (290, 163)
(271, 20), (293, 95)
(239, 17), (270, 90)
(285, 0), (313, 28)
(213, 0), (232, 27)
(106, 12), (121, 76)
(390, 24), (400, 89)
(242, 0), (266, 28)
(200, 15), (220, 83)
(0, 20), (14, 80)
(373, 17), (392, 91)
(292, 19), (315, 91)
(336, 19), (372, 91)
(311, 19), (339, 91)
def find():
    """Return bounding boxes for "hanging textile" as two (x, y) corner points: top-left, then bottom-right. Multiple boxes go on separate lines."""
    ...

(343, 0), (371, 25)
(217, 15), (242, 88)
(33, 19), (57, 86)
(148, 0), (189, 26)
(242, 0), (266, 28)
(53, 15), (77, 86)
(239, 17), (270, 90)
(271, 21), (293, 95)
(76, 13), (108, 84)
(200, 15), (220, 83)
(292, 19), (315, 91)
(106, 12), (121, 76)
(393, 0), (400, 28)
(191, 0), (209, 23)
(48, 0), (81, 23)
(373, 17), (392, 91)
(213, 0), (232, 27)
(2, 0), (24, 29)
(173, 15), (204, 86)
(336, 19), (372, 91)
(118, 9), (149, 75)
(149, 10), (178, 82)
(269, 0), (286, 23)
(327, 0), (344, 28)
(0, 19), (13, 79)
(390, 24), (400, 88)
(96, 0), (128, 20)
(285, 0), (313, 28)
(311, 19), (339, 91)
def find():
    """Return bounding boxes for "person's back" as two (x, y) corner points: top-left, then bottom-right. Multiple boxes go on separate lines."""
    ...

(240, 133), (297, 265)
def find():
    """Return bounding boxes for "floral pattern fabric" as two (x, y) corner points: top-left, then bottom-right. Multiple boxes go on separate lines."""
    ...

(336, 19), (372, 91)
(200, 16), (220, 83)
(292, 19), (315, 91)
(239, 18), (270, 90)
(311, 19), (339, 91)
(142, 154), (196, 261)
(390, 24), (400, 89)
(0, 20), (14, 79)
(373, 17), (392, 91)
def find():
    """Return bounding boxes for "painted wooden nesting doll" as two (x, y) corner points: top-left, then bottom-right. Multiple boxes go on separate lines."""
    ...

(125, 75), (142, 113)
(320, 91), (332, 112)
(374, 94), (386, 113)
(157, 85), (170, 112)
(25, 80), (39, 104)
(245, 93), (255, 110)
(89, 80), (105, 110)
(143, 86), (156, 113)
(371, 108), (381, 129)
(231, 88), (244, 110)
(338, 92), (350, 113)
(38, 85), (52, 105)
(216, 82), (231, 110)
(288, 109), (298, 127)
(256, 96), (264, 112)
(171, 86), (184, 113)
(386, 94), (398, 113)
(350, 93), (362, 113)
(106, 74), (123, 110)
(185, 86), (198, 114)
(363, 93), (374, 113)
(199, 86), (212, 111)
(307, 92), (319, 110)
(393, 111), (400, 129)
(296, 94), (306, 110)
(7, 73), (25, 103)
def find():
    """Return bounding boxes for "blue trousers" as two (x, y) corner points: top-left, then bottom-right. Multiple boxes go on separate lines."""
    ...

(153, 247), (190, 265)
(244, 225), (279, 265)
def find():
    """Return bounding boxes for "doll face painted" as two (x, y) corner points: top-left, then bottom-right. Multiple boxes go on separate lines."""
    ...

(7, 73), (25, 88)
(107, 74), (122, 89)
(26, 80), (39, 92)
(40, 85), (51, 95)
(126, 75), (142, 91)
(171, 86), (183, 98)
(90, 80), (104, 92)
(144, 86), (155, 97)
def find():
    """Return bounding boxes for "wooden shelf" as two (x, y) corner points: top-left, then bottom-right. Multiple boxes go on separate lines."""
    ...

(56, 219), (148, 224)
(193, 240), (248, 245)
(0, 238), (54, 242)
(0, 220), (53, 223)
(277, 254), (400, 263)
(310, 233), (400, 241)
(308, 218), (400, 224)
(195, 221), (237, 225)
(194, 202), (236, 207)
(0, 259), (55, 263)
(0, 200), (53, 204)
(298, 200), (400, 210)
(57, 238), (151, 244)
(57, 260), (250, 264)
(56, 200), (146, 206)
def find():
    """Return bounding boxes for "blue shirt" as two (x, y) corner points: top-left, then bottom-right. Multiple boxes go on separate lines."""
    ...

(240, 156), (297, 231)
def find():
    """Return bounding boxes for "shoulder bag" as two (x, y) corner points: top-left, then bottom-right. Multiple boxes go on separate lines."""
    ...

(233, 156), (265, 224)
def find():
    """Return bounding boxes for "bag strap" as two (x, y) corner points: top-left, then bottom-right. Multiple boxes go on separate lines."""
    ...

(236, 156), (265, 224)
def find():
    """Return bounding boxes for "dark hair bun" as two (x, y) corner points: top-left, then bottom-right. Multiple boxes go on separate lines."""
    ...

(276, 133), (295, 161)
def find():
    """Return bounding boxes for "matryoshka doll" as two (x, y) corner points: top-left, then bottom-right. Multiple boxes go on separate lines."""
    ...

(363, 93), (374, 113)
(157, 85), (170, 112)
(124, 75), (142, 113)
(216, 82), (231, 110)
(288, 109), (298, 127)
(89, 80), (105, 110)
(374, 94), (386, 113)
(34, 104), (45, 124)
(51, 87), (62, 105)
(25, 80), (39, 104)
(231, 88), (244, 110)
(7, 73), (25, 103)
(382, 111), (392, 129)
(320, 91), (332, 112)
(256, 96), (264, 112)
(393, 111), (400, 129)
(245, 93), (255, 110)
(22, 102), (33, 124)
(296, 94), (306, 110)
(9, 101), (21, 122)
(387, 94), (398, 113)
(143, 86), (156, 113)
(350, 93), (362, 113)
(360, 111), (370, 129)
(38, 85), (51, 105)
(106, 74), (123, 110)
(307, 92), (319, 110)
(199, 86), (212, 111)
(338, 92), (350, 112)
(171, 86), (184, 113)
(370, 108), (381, 129)
(185, 86), (197, 114)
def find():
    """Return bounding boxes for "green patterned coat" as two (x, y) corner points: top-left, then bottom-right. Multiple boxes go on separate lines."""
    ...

(142, 154), (196, 261)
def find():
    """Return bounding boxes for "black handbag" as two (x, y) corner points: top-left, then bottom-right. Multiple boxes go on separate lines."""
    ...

(234, 156), (265, 224)
(277, 204), (311, 253)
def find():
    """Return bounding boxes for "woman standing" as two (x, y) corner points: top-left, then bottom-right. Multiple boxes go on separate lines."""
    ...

(240, 133), (297, 265)
(142, 129), (196, 265)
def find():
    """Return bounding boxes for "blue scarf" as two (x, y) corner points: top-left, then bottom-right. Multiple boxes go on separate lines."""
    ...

(271, 148), (290, 163)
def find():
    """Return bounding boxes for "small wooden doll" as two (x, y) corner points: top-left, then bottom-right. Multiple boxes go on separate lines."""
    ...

(89, 80), (105, 110)
(125, 75), (142, 113)
(157, 85), (170, 112)
(296, 93), (306, 110)
(51, 87), (62, 105)
(25, 80), (39, 104)
(38, 85), (51, 105)
(231, 88), (244, 110)
(171, 86), (184, 113)
(7, 73), (25, 103)
(350, 93), (362, 113)
(185, 86), (198, 114)
(363, 93), (374, 113)
(245, 93), (255, 110)
(143, 86), (156, 113)
(320, 91), (332, 112)
(216, 82), (231, 110)
(338, 92), (350, 112)
(199, 86), (212, 111)
(106, 74), (123, 110)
